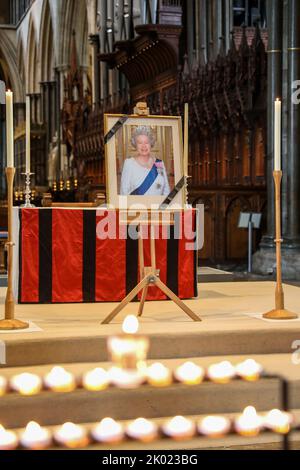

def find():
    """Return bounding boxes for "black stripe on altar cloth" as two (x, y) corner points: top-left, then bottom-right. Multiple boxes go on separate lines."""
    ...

(126, 226), (139, 297)
(193, 210), (198, 298)
(39, 209), (52, 303)
(83, 210), (96, 302)
(18, 209), (23, 304)
(167, 212), (180, 296)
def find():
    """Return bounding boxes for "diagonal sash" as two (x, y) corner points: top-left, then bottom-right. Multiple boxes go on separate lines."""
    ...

(130, 164), (158, 195)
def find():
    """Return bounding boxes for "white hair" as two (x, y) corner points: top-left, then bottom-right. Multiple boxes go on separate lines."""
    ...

(131, 126), (155, 148)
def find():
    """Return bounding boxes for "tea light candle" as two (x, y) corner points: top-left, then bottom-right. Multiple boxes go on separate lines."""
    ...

(44, 367), (76, 392)
(0, 376), (7, 396)
(54, 422), (89, 448)
(126, 418), (158, 442)
(82, 368), (109, 391)
(20, 421), (52, 450)
(0, 425), (18, 450)
(108, 366), (145, 388)
(207, 361), (236, 383)
(146, 363), (172, 387)
(197, 416), (231, 438)
(10, 373), (42, 396)
(91, 418), (124, 443)
(107, 315), (149, 370)
(174, 361), (204, 385)
(235, 359), (263, 381)
(264, 409), (292, 434)
(235, 406), (263, 437)
(162, 416), (196, 440)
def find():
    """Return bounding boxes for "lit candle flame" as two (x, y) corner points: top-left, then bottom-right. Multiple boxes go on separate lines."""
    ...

(122, 315), (139, 334)
(20, 421), (51, 449)
(92, 418), (124, 443)
(10, 373), (42, 395)
(126, 418), (157, 440)
(198, 416), (231, 436)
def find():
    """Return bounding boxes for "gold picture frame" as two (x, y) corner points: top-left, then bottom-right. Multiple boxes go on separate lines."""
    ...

(104, 113), (185, 209)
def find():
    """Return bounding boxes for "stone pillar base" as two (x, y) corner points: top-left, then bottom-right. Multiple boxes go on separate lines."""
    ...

(253, 247), (300, 280)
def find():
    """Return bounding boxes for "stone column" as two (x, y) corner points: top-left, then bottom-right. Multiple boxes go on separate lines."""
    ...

(283, 0), (300, 248)
(253, 0), (283, 273)
(89, 34), (101, 107)
(187, 0), (194, 67)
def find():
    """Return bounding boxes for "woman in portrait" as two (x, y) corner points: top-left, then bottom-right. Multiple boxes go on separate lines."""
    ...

(120, 126), (170, 196)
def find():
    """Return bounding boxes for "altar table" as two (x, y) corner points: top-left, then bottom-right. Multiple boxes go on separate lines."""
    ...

(13, 208), (200, 304)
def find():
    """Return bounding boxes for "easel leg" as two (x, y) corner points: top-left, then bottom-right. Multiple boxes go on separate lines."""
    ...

(155, 277), (201, 322)
(101, 276), (149, 324)
(138, 285), (149, 317)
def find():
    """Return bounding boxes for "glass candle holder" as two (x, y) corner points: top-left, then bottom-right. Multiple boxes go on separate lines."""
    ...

(91, 418), (124, 444)
(107, 315), (149, 371)
(10, 373), (42, 396)
(54, 422), (89, 448)
(264, 409), (293, 434)
(44, 367), (76, 393)
(174, 362), (204, 385)
(235, 406), (263, 437)
(197, 416), (231, 438)
(146, 363), (172, 387)
(20, 421), (52, 450)
(126, 418), (158, 442)
(0, 425), (18, 450)
(161, 416), (196, 440)
(235, 359), (263, 382)
(82, 368), (109, 391)
(207, 361), (236, 384)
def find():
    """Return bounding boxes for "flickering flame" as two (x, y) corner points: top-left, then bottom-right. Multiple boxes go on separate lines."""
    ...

(235, 359), (263, 380)
(146, 362), (172, 386)
(10, 373), (42, 395)
(174, 361), (204, 384)
(235, 406), (263, 435)
(92, 418), (124, 442)
(21, 422), (51, 449)
(162, 416), (195, 438)
(198, 416), (231, 436)
(126, 418), (157, 440)
(122, 315), (139, 334)
(82, 368), (109, 391)
(0, 424), (18, 449)
(264, 409), (292, 434)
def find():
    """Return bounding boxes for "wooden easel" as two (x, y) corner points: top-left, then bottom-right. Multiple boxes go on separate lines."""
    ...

(101, 102), (201, 324)
(101, 220), (201, 324)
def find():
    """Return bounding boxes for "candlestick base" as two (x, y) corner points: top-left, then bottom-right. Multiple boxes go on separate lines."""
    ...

(0, 319), (29, 330)
(263, 309), (298, 320)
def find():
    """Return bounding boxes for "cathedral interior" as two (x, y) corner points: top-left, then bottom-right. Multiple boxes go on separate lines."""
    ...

(0, 0), (299, 277)
(1, 2), (300, 456)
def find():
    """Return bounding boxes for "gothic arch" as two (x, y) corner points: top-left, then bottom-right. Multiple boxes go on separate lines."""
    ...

(39, 0), (55, 82)
(0, 30), (23, 102)
(26, 15), (39, 93)
(60, 0), (88, 67)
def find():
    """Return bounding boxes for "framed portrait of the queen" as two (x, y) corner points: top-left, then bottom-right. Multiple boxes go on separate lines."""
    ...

(104, 114), (185, 208)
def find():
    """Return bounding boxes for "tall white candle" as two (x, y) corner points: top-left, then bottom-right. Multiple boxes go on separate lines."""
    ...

(5, 90), (14, 168)
(26, 96), (31, 173)
(274, 98), (281, 171)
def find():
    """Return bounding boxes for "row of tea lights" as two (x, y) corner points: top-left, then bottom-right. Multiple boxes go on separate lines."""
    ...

(0, 358), (264, 396)
(0, 408), (294, 450)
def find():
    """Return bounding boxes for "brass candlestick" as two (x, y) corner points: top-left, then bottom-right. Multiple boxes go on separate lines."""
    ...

(0, 168), (29, 330)
(263, 171), (298, 320)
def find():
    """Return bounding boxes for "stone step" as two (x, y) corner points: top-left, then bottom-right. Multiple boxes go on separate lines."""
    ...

(0, 354), (299, 429)
(2, 327), (299, 367)
(6, 411), (300, 451)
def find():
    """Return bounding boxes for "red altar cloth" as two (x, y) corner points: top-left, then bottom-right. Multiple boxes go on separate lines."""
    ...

(17, 208), (198, 303)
